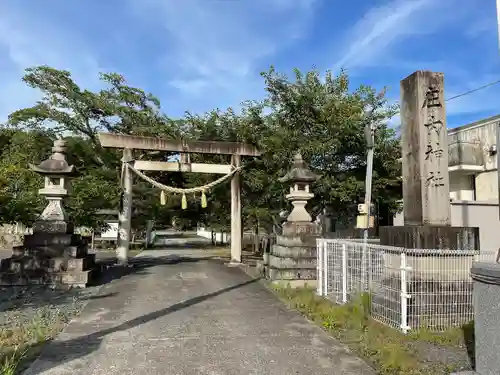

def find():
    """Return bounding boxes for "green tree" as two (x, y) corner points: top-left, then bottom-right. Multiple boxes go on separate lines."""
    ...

(0, 129), (53, 225)
(7, 66), (184, 230)
(254, 67), (401, 228)
(5, 64), (402, 236)
(182, 67), (401, 232)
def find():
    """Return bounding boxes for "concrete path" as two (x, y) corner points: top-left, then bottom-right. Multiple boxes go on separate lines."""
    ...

(24, 248), (374, 375)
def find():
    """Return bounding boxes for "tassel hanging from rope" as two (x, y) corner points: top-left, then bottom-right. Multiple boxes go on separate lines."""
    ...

(201, 190), (207, 208)
(124, 163), (243, 211)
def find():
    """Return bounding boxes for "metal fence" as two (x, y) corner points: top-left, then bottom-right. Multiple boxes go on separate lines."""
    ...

(316, 238), (497, 333)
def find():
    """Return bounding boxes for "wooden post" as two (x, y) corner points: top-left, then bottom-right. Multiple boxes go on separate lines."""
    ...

(230, 154), (242, 263)
(117, 148), (133, 265)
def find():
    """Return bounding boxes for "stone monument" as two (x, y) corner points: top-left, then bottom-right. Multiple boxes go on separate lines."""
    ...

(375, 71), (480, 330)
(266, 153), (320, 287)
(0, 139), (96, 288)
(380, 71), (479, 249)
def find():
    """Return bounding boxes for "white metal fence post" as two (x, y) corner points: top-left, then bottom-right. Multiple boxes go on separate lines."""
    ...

(342, 243), (348, 304)
(317, 239), (323, 296)
(323, 241), (329, 296)
(368, 243), (373, 292)
(400, 251), (411, 334)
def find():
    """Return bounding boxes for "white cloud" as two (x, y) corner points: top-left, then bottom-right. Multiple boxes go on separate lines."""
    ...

(0, 3), (102, 121)
(127, 0), (317, 97)
(331, 0), (499, 125)
(330, 0), (482, 75)
(331, 0), (440, 72)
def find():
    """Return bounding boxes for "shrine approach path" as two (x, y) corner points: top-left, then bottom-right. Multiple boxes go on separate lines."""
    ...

(23, 239), (374, 375)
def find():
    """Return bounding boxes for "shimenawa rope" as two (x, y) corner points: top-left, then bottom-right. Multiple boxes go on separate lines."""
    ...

(124, 162), (241, 209)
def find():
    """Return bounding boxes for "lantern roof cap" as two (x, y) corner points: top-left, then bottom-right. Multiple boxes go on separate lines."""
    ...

(30, 139), (74, 175)
(279, 152), (319, 183)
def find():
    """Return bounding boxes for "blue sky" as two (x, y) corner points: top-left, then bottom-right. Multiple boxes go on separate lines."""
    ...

(0, 0), (498, 128)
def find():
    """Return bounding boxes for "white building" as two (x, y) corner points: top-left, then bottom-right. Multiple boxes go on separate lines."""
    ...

(395, 114), (500, 251)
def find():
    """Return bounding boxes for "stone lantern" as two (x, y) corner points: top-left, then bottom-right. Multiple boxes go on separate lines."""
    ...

(263, 152), (321, 287)
(0, 139), (95, 288)
(30, 139), (75, 233)
(279, 152), (318, 223)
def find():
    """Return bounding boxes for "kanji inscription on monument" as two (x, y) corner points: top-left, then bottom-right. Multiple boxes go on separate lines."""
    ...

(401, 71), (450, 226)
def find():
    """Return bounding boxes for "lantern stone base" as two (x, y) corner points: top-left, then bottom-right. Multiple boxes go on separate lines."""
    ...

(265, 221), (320, 288)
(0, 229), (96, 288)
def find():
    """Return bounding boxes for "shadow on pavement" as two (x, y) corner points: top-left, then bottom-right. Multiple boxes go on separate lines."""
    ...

(91, 255), (203, 286)
(23, 277), (260, 375)
(147, 242), (223, 250)
(0, 256), (204, 314)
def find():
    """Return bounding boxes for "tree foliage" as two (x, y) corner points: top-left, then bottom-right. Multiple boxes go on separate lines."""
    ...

(0, 129), (52, 225)
(2, 64), (401, 232)
(181, 67), (401, 231)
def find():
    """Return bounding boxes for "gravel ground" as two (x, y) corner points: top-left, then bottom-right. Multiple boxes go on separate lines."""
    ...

(0, 284), (102, 327)
(0, 249), (120, 374)
(0, 250), (121, 332)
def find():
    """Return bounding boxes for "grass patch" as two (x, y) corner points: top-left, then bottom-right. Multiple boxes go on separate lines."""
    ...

(272, 285), (471, 375)
(408, 322), (473, 348)
(0, 307), (76, 375)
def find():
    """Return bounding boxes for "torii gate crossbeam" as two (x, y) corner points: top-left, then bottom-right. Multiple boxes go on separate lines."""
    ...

(98, 133), (260, 265)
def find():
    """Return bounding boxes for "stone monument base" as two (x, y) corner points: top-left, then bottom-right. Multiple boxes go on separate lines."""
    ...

(376, 225), (480, 330)
(379, 225), (479, 250)
(265, 221), (320, 288)
(0, 230), (96, 288)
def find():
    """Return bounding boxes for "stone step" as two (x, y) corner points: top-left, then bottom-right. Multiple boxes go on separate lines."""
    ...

(3, 256), (48, 273)
(276, 235), (318, 247)
(270, 245), (316, 258)
(268, 254), (316, 269)
(23, 233), (83, 247)
(0, 269), (92, 288)
(1, 253), (95, 273)
(282, 222), (321, 237)
(266, 266), (316, 281)
(12, 244), (88, 258)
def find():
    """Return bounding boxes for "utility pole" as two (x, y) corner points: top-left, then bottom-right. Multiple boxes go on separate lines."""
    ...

(361, 117), (375, 291)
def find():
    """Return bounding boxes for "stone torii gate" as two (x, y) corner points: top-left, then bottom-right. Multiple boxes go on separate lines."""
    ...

(98, 133), (260, 265)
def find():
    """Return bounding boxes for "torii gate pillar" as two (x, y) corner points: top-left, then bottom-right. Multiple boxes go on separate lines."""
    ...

(118, 148), (133, 265)
(230, 154), (242, 264)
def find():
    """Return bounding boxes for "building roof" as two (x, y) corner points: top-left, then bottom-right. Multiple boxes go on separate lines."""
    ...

(448, 114), (500, 135)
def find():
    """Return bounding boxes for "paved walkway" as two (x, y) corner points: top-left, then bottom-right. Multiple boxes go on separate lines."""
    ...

(24, 248), (374, 375)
